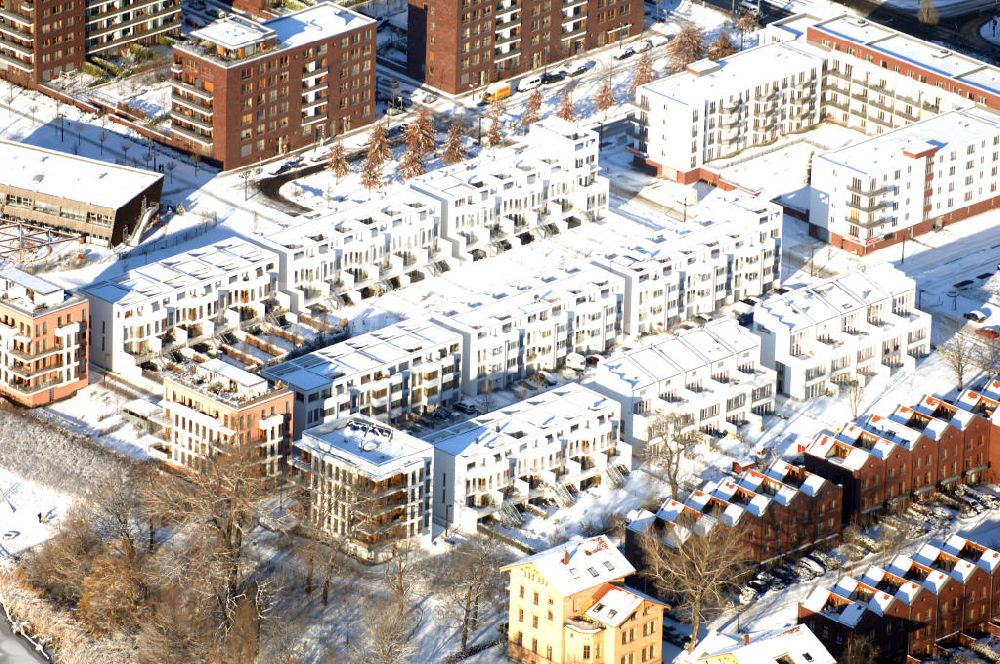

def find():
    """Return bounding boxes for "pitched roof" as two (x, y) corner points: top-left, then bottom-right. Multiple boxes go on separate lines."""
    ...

(500, 535), (634, 596)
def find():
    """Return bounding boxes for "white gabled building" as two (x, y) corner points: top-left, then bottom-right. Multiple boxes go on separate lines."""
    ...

(85, 238), (279, 380)
(598, 193), (782, 339)
(424, 383), (629, 532)
(677, 625), (835, 664)
(410, 118), (608, 262)
(587, 318), (775, 459)
(261, 317), (462, 434)
(257, 189), (453, 314)
(751, 264), (930, 400)
(434, 266), (624, 396)
(291, 416), (433, 560)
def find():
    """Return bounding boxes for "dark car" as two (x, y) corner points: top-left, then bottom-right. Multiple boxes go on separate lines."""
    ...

(542, 70), (567, 85)
(454, 401), (479, 415)
(566, 60), (592, 76)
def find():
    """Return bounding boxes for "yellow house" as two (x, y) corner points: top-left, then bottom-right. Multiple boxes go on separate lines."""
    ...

(500, 535), (666, 664)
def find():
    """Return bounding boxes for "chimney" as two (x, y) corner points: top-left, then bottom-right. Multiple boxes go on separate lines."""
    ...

(742, 633), (750, 646)
(561, 550), (570, 565)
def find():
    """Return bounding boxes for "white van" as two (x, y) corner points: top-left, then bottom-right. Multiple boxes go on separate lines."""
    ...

(519, 74), (543, 91)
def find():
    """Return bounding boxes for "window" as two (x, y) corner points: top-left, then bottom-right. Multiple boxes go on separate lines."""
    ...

(583, 645), (591, 659)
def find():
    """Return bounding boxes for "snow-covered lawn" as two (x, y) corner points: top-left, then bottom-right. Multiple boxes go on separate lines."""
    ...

(0, 469), (72, 560)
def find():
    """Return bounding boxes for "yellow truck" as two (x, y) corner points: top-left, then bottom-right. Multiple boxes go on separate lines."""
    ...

(481, 81), (513, 104)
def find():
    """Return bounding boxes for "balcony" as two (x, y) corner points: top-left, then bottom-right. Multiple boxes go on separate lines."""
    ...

(0, 20), (32, 41)
(171, 91), (213, 114)
(494, 16), (518, 31)
(170, 122), (213, 146)
(6, 375), (66, 395)
(172, 78), (213, 100)
(494, 31), (520, 47)
(87, 12), (181, 55)
(0, 4), (32, 25)
(0, 37), (30, 57)
(846, 198), (888, 213)
(170, 109), (212, 132)
(495, 47), (520, 62)
(560, 24), (586, 40)
(846, 183), (890, 197)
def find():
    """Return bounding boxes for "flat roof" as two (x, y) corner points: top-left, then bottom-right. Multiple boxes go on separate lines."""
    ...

(0, 139), (162, 210)
(0, 268), (62, 295)
(266, 3), (371, 48)
(298, 416), (430, 477)
(818, 107), (1000, 174)
(190, 15), (274, 50)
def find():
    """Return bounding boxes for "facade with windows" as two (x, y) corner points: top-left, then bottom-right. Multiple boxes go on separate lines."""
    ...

(84, 238), (279, 380)
(161, 358), (293, 479)
(751, 264), (930, 400)
(500, 535), (665, 664)
(170, 3), (375, 169)
(0, 269), (88, 407)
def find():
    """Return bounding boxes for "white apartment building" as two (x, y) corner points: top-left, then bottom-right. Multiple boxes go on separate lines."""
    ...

(632, 40), (825, 182)
(85, 238), (278, 380)
(261, 317), (462, 434)
(587, 318), (776, 458)
(258, 189), (454, 314)
(598, 193), (782, 338)
(410, 118), (608, 261)
(810, 107), (1000, 254)
(424, 383), (629, 532)
(434, 266), (624, 396)
(751, 264), (931, 400)
(291, 415), (433, 559)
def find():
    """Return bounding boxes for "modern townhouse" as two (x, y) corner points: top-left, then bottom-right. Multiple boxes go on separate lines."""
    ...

(406, 0), (642, 95)
(799, 535), (1000, 663)
(84, 238), (279, 380)
(161, 358), (293, 478)
(170, 3), (375, 169)
(810, 107), (1000, 255)
(0, 139), (163, 246)
(626, 458), (841, 567)
(261, 317), (462, 434)
(258, 189), (451, 314)
(751, 264), (930, 400)
(0, 0), (180, 86)
(424, 383), (629, 532)
(587, 318), (776, 459)
(290, 415), (433, 560)
(599, 193), (782, 338)
(434, 266), (623, 396)
(0, 269), (88, 407)
(500, 535), (666, 664)
(409, 118), (608, 262)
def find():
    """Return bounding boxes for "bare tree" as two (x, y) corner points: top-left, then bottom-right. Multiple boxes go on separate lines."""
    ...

(645, 411), (688, 499)
(445, 536), (508, 652)
(639, 523), (748, 652)
(918, 0), (938, 24)
(406, 109), (436, 155)
(707, 31), (737, 61)
(399, 145), (426, 180)
(847, 378), (867, 419)
(442, 120), (466, 164)
(556, 87), (578, 122)
(941, 332), (975, 389)
(366, 121), (392, 166)
(630, 53), (655, 94)
(359, 153), (385, 190)
(735, 11), (759, 50)
(669, 23), (706, 71)
(521, 88), (542, 128)
(383, 540), (418, 613)
(23, 506), (102, 605)
(974, 334), (1000, 376)
(486, 97), (506, 147)
(839, 631), (882, 664)
(327, 141), (351, 182)
(595, 79), (616, 117)
(77, 540), (147, 635)
(354, 595), (417, 664)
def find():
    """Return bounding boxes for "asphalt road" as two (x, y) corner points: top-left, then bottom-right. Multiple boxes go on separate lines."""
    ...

(0, 619), (47, 664)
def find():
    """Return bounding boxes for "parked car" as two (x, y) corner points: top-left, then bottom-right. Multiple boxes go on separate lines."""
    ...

(519, 73), (543, 91)
(964, 309), (988, 322)
(542, 69), (567, 85)
(432, 408), (451, 421)
(454, 401), (479, 415)
(975, 327), (1000, 340)
(565, 60), (592, 76)
(635, 38), (654, 52)
(613, 46), (635, 60)
(412, 90), (438, 104)
(537, 371), (558, 387)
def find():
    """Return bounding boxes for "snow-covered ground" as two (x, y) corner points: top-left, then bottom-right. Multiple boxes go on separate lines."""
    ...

(0, 469), (71, 560)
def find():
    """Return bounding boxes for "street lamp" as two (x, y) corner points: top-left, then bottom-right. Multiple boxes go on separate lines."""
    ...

(240, 170), (252, 201)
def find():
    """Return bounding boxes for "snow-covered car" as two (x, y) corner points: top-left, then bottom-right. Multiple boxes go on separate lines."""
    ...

(565, 60), (593, 76)
(964, 309), (988, 322)
(613, 46), (635, 60)
(652, 34), (672, 47)
(542, 69), (568, 85)
(412, 90), (438, 104)
(519, 73), (543, 91)
(635, 39), (654, 52)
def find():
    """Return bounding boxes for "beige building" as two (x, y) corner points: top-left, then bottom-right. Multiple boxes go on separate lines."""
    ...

(501, 535), (666, 664)
(161, 358), (293, 479)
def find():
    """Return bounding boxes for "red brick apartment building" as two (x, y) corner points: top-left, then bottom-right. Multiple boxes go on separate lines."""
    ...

(406, 0), (643, 95)
(170, 2), (375, 169)
(799, 534), (1000, 663)
(804, 386), (1000, 524)
(0, 0), (180, 86)
(0, 268), (88, 407)
(626, 459), (842, 567)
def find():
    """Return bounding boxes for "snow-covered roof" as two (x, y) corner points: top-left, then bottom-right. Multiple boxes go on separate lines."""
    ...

(500, 535), (635, 597)
(684, 625), (835, 664)
(625, 508), (656, 535)
(0, 138), (162, 210)
(296, 415), (431, 479)
(941, 534), (1000, 574)
(584, 585), (644, 627)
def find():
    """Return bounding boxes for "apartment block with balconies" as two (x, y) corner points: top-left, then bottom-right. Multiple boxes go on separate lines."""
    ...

(290, 415), (433, 560)
(587, 318), (776, 460)
(434, 266), (623, 396)
(810, 107), (1000, 255)
(161, 358), (292, 478)
(84, 238), (279, 380)
(751, 263), (930, 400)
(262, 317), (463, 434)
(410, 118), (608, 262)
(170, 3), (375, 169)
(425, 383), (629, 532)
(0, 269), (88, 407)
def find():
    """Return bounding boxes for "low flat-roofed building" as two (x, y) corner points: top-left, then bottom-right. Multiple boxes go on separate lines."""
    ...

(262, 317), (463, 434)
(587, 318), (776, 459)
(751, 264), (930, 400)
(0, 140), (163, 246)
(84, 238), (279, 380)
(0, 268), (88, 407)
(291, 415), (433, 559)
(424, 383), (629, 532)
(162, 358), (293, 478)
